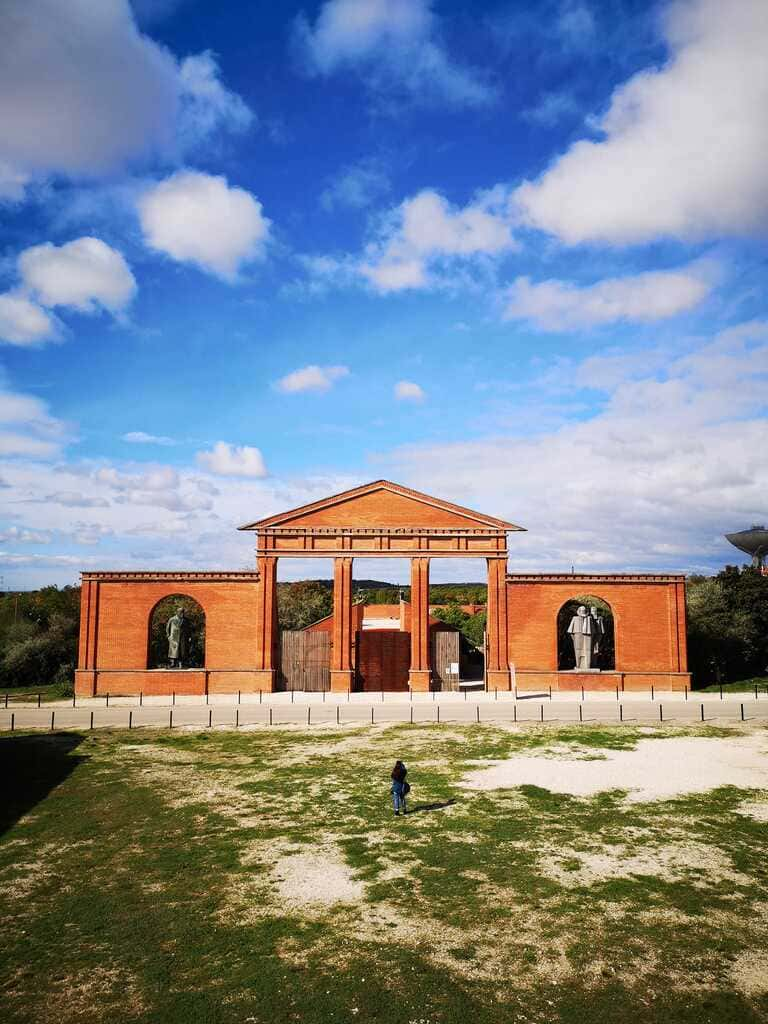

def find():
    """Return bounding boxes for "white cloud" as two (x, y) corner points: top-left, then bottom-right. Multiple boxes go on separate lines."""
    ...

(360, 188), (515, 293)
(138, 170), (271, 279)
(0, 433), (60, 458)
(0, 386), (72, 458)
(196, 442), (268, 478)
(275, 365), (350, 393)
(0, 293), (57, 346)
(177, 50), (254, 148)
(0, 1), (254, 199)
(296, 0), (494, 108)
(19, 237), (137, 314)
(395, 380), (425, 401)
(377, 321), (768, 573)
(47, 492), (110, 509)
(320, 158), (390, 210)
(0, 0), (177, 192)
(122, 431), (176, 445)
(504, 265), (712, 331)
(514, 0), (768, 243)
(0, 526), (51, 545)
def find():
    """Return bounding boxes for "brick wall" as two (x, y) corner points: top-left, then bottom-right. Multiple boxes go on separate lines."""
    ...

(506, 575), (689, 684)
(76, 575), (262, 694)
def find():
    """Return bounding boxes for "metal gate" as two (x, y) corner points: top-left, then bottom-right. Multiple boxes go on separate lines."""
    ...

(431, 630), (460, 690)
(357, 630), (410, 691)
(280, 631), (331, 691)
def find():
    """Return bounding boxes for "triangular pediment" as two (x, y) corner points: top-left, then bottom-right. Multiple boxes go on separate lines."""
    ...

(239, 480), (524, 531)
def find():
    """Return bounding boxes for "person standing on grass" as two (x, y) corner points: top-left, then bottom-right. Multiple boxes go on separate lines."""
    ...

(391, 759), (409, 816)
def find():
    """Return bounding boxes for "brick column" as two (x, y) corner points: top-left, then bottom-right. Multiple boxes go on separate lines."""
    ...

(254, 556), (278, 691)
(330, 556), (354, 692)
(74, 578), (100, 696)
(408, 557), (431, 691)
(486, 556), (511, 690)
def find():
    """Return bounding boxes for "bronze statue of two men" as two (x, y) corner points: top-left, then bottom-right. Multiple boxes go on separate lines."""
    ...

(567, 604), (607, 670)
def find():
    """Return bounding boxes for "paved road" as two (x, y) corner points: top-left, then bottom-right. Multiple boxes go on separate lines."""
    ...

(2, 696), (767, 732)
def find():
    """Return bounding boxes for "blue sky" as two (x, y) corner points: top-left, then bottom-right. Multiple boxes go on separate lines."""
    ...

(1, 0), (767, 588)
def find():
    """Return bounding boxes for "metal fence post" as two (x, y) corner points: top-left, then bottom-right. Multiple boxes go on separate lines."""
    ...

(208, 708), (212, 728)
(73, 693), (76, 708)
(336, 706), (340, 725)
(269, 707), (273, 726)
(579, 704), (583, 722)
(437, 705), (440, 724)
(90, 710), (94, 730)
(513, 704), (517, 723)
(140, 691), (143, 707)
(540, 703), (544, 722)
(659, 703), (663, 722)
(651, 685), (654, 701)
(38, 692), (41, 708)
(10, 712), (14, 731)
(741, 702), (745, 721)
(410, 706), (413, 725)
(619, 703), (623, 722)
(371, 706), (374, 725)
(235, 708), (239, 728)
(307, 706), (311, 726)
(700, 703), (704, 722)
(129, 710), (133, 730)
(476, 705), (480, 724)
(170, 708), (173, 729)
(51, 710), (55, 731)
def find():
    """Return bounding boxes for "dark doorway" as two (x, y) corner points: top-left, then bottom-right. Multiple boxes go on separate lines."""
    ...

(357, 630), (410, 691)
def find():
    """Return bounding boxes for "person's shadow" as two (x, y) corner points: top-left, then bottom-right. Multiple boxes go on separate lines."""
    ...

(406, 799), (456, 815)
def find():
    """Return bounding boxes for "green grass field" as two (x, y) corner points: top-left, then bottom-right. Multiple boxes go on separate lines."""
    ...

(2, 723), (767, 1024)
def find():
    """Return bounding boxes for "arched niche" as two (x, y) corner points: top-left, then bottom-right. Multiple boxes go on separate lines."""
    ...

(147, 594), (206, 669)
(557, 595), (615, 671)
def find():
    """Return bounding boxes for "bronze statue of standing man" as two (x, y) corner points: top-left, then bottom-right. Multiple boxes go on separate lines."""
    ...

(166, 606), (190, 668)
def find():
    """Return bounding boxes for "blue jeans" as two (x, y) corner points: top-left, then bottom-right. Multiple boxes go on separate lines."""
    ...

(392, 781), (407, 813)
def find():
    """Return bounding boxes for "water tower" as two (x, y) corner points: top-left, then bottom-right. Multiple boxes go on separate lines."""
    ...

(725, 525), (768, 570)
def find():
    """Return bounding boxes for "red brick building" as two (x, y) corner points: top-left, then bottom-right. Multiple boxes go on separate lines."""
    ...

(75, 480), (690, 695)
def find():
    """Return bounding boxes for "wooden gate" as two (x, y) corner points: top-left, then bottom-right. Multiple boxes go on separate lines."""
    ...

(431, 629), (460, 690)
(357, 630), (410, 691)
(280, 631), (330, 691)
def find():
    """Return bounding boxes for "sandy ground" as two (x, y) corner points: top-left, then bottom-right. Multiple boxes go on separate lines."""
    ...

(460, 734), (768, 802)
(271, 849), (365, 908)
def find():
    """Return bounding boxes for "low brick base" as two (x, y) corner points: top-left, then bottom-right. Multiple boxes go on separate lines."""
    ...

(330, 669), (354, 693)
(515, 670), (692, 692)
(408, 669), (431, 692)
(486, 669), (512, 691)
(75, 669), (275, 697)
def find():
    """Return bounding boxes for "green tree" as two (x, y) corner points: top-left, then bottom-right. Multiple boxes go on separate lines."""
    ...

(431, 603), (486, 648)
(278, 581), (333, 630)
(686, 569), (766, 686)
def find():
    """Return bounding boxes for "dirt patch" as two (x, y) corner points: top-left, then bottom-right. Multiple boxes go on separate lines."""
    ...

(539, 840), (750, 887)
(731, 950), (768, 997)
(460, 735), (768, 802)
(735, 799), (768, 822)
(272, 848), (365, 908)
